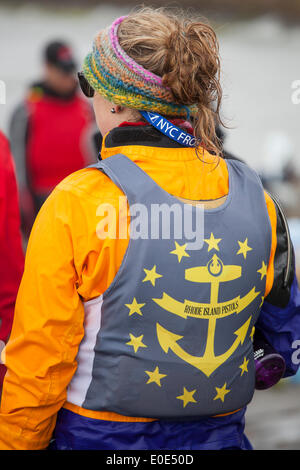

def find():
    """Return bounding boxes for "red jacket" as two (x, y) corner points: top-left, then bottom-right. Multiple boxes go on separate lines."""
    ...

(26, 88), (94, 193)
(0, 131), (24, 382)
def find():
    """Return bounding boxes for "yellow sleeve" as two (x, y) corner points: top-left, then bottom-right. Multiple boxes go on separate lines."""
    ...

(0, 165), (130, 450)
(0, 187), (85, 450)
(264, 191), (277, 298)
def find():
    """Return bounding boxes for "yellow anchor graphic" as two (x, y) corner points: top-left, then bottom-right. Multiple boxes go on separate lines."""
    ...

(155, 254), (258, 377)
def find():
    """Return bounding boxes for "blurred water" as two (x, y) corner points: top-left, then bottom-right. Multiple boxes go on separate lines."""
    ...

(219, 16), (300, 173)
(245, 383), (300, 449)
(1, 6), (300, 172)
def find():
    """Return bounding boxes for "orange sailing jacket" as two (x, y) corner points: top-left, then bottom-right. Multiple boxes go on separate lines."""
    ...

(0, 123), (291, 449)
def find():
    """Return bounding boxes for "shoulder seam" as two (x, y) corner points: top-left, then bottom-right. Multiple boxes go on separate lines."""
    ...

(55, 168), (122, 202)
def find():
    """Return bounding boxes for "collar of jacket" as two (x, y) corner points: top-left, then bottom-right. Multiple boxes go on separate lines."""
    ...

(27, 81), (78, 102)
(100, 122), (217, 164)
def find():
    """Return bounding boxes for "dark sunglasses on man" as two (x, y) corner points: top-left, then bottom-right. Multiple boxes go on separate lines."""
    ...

(78, 72), (94, 98)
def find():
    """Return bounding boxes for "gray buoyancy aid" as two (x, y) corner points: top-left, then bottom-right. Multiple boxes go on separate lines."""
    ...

(67, 154), (272, 419)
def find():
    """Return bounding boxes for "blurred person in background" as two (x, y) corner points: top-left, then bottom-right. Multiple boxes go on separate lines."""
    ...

(9, 40), (97, 238)
(259, 131), (299, 216)
(0, 131), (24, 393)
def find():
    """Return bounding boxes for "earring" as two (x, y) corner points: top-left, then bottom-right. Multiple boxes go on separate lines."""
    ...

(111, 108), (116, 114)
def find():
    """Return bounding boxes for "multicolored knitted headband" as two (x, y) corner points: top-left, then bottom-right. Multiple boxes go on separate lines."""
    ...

(83, 16), (196, 118)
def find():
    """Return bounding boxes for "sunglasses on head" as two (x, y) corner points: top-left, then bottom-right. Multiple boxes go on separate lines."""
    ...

(77, 72), (94, 98)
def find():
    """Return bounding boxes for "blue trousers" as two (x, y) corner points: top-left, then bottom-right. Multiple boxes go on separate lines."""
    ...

(50, 407), (252, 450)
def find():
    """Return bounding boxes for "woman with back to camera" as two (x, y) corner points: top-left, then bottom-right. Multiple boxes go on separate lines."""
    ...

(0, 8), (299, 450)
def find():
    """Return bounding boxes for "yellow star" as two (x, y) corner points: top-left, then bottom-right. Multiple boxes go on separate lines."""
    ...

(259, 296), (264, 308)
(237, 238), (252, 259)
(126, 334), (147, 353)
(170, 242), (190, 263)
(214, 383), (230, 402)
(145, 366), (167, 387)
(250, 326), (255, 342)
(257, 261), (267, 280)
(142, 265), (163, 287)
(239, 357), (249, 376)
(204, 233), (222, 252)
(125, 298), (145, 316)
(176, 387), (197, 408)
